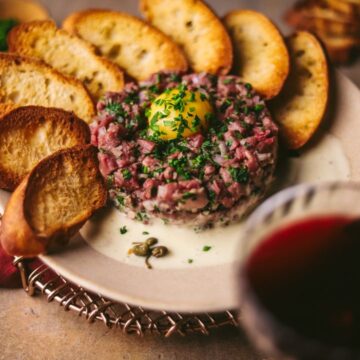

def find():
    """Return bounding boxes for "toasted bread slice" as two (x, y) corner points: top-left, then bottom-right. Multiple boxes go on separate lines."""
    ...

(0, 106), (90, 191)
(0, 53), (95, 123)
(285, 1), (360, 37)
(0, 103), (16, 116)
(140, 0), (232, 75)
(324, 0), (360, 18)
(0, 145), (107, 257)
(320, 34), (360, 63)
(0, 0), (49, 22)
(269, 31), (329, 149)
(8, 21), (124, 101)
(224, 10), (289, 99)
(62, 9), (188, 81)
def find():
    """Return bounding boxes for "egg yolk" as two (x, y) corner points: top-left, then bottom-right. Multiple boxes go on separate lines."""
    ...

(147, 87), (213, 140)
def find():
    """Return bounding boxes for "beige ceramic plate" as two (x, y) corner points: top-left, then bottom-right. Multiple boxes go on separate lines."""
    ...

(0, 70), (359, 313)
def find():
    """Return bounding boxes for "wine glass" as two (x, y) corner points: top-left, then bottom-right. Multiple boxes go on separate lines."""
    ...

(237, 182), (360, 360)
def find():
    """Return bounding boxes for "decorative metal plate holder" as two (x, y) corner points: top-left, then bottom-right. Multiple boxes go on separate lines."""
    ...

(13, 256), (239, 337)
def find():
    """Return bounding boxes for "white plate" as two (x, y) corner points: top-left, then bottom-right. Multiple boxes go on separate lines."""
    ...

(0, 71), (359, 313)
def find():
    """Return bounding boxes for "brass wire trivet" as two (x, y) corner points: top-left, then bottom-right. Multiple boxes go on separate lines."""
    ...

(13, 257), (239, 337)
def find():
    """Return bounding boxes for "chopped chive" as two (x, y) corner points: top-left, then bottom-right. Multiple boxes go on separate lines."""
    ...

(202, 245), (212, 252)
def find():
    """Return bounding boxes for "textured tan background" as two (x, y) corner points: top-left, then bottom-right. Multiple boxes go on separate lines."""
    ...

(1, 0), (359, 359)
(0, 290), (264, 360)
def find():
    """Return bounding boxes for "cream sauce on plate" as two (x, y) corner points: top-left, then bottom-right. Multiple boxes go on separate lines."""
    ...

(81, 133), (350, 269)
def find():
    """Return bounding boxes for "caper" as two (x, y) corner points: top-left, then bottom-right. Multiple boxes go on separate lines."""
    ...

(145, 237), (158, 247)
(131, 243), (150, 257)
(151, 246), (168, 258)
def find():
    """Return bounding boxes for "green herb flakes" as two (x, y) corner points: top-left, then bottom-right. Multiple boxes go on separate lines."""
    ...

(229, 167), (249, 184)
(136, 212), (149, 222)
(253, 104), (265, 112)
(117, 195), (125, 207)
(202, 246), (212, 252)
(223, 78), (234, 85)
(120, 226), (128, 235)
(105, 102), (126, 118)
(122, 169), (132, 180)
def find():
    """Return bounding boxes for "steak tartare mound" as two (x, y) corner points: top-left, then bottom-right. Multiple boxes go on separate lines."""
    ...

(91, 72), (278, 227)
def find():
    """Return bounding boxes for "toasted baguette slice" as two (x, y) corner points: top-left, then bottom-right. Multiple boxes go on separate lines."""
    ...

(324, 0), (360, 18)
(285, 1), (360, 37)
(0, 0), (49, 23)
(224, 10), (289, 99)
(0, 106), (90, 191)
(140, 0), (233, 75)
(0, 53), (95, 123)
(269, 31), (329, 149)
(63, 9), (188, 81)
(8, 21), (124, 101)
(0, 145), (107, 257)
(0, 103), (16, 116)
(320, 34), (360, 63)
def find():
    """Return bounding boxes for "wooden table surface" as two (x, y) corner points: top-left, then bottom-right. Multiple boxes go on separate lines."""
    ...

(1, 1), (359, 359)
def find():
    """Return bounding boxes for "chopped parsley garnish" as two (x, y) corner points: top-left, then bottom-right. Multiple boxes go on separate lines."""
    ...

(124, 93), (139, 104)
(169, 157), (192, 180)
(205, 112), (216, 125)
(192, 154), (206, 168)
(202, 245), (212, 252)
(201, 140), (213, 151)
(142, 231), (150, 235)
(136, 212), (149, 222)
(122, 169), (132, 180)
(253, 104), (265, 112)
(229, 167), (249, 184)
(105, 102), (126, 118)
(182, 192), (197, 200)
(242, 106), (250, 115)
(245, 83), (252, 91)
(223, 78), (234, 85)
(188, 259), (194, 264)
(120, 226), (128, 235)
(208, 190), (216, 204)
(106, 175), (114, 187)
(220, 99), (232, 113)
(174, 114), (190, 139)
(191, 115), (201, 131)
(234, 131), (243, 139)
(148, 84), (159, 93)
(117, 195), (125, 207)
(169, 73), (181, 82)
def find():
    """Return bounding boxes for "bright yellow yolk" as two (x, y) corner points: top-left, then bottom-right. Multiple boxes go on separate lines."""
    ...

(147, 88), (213, 140)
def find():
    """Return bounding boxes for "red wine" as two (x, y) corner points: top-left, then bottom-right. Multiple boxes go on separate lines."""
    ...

(246, 215), (360, 348)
